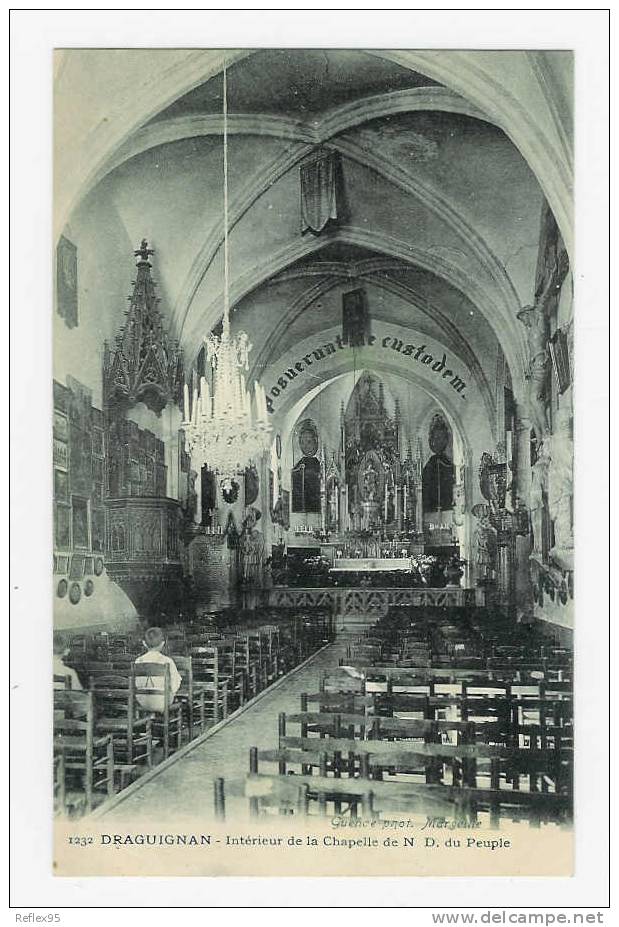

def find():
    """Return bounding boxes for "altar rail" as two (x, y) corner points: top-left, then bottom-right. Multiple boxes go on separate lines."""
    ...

(269, 586), (483, 618)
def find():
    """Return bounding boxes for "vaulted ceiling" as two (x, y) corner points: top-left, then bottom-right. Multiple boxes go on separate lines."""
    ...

(57, 49), (573, 418)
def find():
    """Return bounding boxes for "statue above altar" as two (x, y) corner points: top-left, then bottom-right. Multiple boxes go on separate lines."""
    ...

(361, 457), (379, 502)
(340, 372), (423, 538)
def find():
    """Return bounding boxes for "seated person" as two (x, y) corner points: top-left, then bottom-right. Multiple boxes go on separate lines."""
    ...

(134, 627), (182, 713)
(53, 631), (82, 690)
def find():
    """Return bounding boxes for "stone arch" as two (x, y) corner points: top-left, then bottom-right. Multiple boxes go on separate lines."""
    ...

(248, 269), (497, 427)
(264, 347), (484, 479)
(89, 86), (489, 182)
(183, 227), (527, 400)
(55, 49), (572, 255)
(172, 132), (522, 353)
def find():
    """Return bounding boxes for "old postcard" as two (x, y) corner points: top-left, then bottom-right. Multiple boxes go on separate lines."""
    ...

(48, 43), (580, 881)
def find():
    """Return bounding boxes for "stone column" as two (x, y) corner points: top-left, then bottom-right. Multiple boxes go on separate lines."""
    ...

(160, 402), (183, 501)
(512, 407), (534, 618)
(415, 480), (423, 536)
(513, 407), (532, 507)
(320, 457), (327, 535)
(496, 531), (515, 610)
(260, 451), (273, 559)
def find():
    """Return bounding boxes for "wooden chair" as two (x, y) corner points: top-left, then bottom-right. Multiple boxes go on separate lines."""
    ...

(88, 670), (154, 772)
(233, 634), (258, 700)
(132, 663), (183, 758)
(260, 625), (282, 683)
(190, 647), (231, 723)
(53, 689), (115, 813)
(165, 628), (188, 656)
(53, 752), (66, 816)
(213, 637), (247, 709)
(172, 655), (206, 740)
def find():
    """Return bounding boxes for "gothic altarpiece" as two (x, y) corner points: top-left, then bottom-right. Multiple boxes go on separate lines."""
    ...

(302, 373), (467, 563)
(341, 373), (423, 542)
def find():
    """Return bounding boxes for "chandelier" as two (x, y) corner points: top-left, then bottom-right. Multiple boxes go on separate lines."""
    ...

(181, 62), (272, 481)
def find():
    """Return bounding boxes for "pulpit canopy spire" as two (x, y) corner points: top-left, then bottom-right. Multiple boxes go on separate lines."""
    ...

(103, 240), (184, 417)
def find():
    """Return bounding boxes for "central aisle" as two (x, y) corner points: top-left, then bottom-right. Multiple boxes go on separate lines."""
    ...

(97, 642), (346, 824)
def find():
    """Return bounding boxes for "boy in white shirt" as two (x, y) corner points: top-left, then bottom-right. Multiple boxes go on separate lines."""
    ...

(134, 627), (182, 713)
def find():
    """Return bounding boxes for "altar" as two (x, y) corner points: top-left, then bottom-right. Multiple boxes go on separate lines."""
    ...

(286, 373), (464, 584)
(331, 557), (413, 572)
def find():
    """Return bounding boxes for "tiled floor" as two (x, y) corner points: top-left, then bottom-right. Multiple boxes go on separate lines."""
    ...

(99, 643), (346, 824)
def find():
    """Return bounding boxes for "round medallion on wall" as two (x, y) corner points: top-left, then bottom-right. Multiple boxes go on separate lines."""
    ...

(84, 579), (95, 597)
(69, 582), (81, 605)
(57, 579), (68, 599)
(94, 557), (104, 576)
(244, 466), (260, 506)
(298, 420), (319, 458)
(220, 478), (240, 505)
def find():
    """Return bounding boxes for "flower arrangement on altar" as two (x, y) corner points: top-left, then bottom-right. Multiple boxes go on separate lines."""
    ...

(409, 553), (437, 583)
(287, 554), (332, 587)
(302, 555), (332, 574)
(443, 553), (468, 586)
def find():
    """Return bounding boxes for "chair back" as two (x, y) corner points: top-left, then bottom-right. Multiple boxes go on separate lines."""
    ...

(132, 662), (171, 711)
(54, 689), (94, 735)
(172, 655), (192, 684)
(89, 670), (136, 720)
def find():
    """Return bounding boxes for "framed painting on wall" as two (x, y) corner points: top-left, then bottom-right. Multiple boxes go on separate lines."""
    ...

(55, 503), (71, 550)
(53, 438), (68, 470)
(54, 469), (69, 502)
(69, 554), (85, 581)
(92, 427), (104, 458)
(56, 234), (78, 329)
(69, 425), (92, 494)
(53, 411), (69, 442)
(71, 496), (90, 550)
(54, 554), (70, 575)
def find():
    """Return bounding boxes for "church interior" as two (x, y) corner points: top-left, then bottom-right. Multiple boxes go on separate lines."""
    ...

(53, 49), (574, 828)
